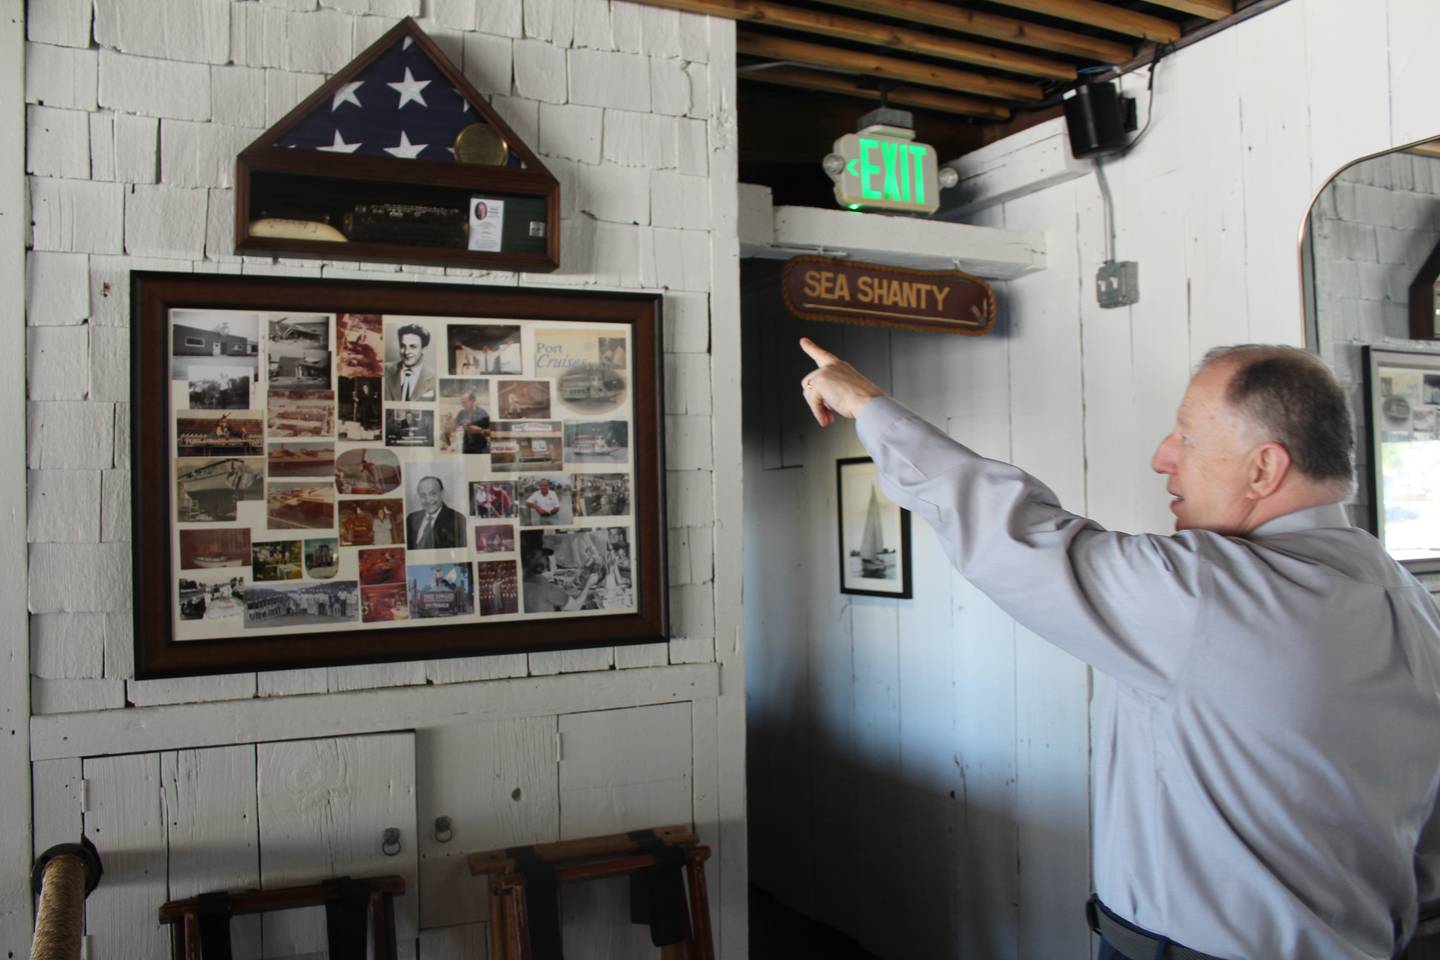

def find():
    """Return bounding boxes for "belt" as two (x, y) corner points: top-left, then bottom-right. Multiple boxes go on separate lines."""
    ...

(1087, 895), (1225, 960)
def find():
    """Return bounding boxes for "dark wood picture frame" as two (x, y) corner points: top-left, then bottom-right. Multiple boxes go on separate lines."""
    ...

(835, 456), (912, 599)
(132, 272), (667, 678)
(1362, 346), (1440, 575)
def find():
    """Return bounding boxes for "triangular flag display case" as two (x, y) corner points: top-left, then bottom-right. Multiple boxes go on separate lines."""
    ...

(235, 18), (560, 272)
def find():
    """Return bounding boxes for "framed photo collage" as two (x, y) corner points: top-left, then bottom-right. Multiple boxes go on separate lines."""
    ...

(132, 273), (667, 678)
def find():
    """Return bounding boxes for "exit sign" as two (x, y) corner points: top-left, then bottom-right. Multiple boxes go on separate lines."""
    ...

(827, 125), (944, 215)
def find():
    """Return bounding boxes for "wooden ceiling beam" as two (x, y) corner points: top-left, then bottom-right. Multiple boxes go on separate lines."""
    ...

(1137, 0), (1233, 19)
(742, 66), (1013, 120)
(737, 34), (1045, 100)
(808, 0), (1134, 63)
(636, 0), (1077, 80)
(981, 0), (1180, 43)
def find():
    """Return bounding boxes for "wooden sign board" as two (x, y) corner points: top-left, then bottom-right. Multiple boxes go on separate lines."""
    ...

(781, 256), (996, 336)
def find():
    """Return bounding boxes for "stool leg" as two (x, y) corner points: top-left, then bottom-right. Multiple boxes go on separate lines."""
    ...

(685, 852), (715, 960)
(508, 880), (533, 960)
(181, 911), (201, 960)
(489, 883), (509, 960)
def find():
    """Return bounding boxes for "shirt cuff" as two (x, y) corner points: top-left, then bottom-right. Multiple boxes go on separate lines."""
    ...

(855, 395), (914, 452)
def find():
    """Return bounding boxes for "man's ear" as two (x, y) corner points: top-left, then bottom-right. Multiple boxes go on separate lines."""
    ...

(1248, 442), (1292, 499)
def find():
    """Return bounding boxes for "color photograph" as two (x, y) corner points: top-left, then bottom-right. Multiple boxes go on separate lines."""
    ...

(473, 523), (516, 555)
(335, 448), (402, 495)
(359, 546), (406, 586)
(490, 420), (562, 472)
(438, 378), (491, 454)
(178, 528), (251, 570)
(407, 562), (475, 618)
(304, 537), (339, 579)
(476, 559), (520, 616)
(267, 481), (335, 530)
(176, 412), (264, 458)
(267, 441), (335, 478)
(251, 540), (303, 582)
(497, 379), (551, 419)
(175, 457), (263, 522)
(573, 473), (631, 518)
(338, 498), (405, 547)
(517, 474), (573, 526)
(563, 420), (629, 464)
(337, 313), (383, 377)
(361, 582), (409, 623)
(469, 480), (515, 518)
(268, 388), (335, 438)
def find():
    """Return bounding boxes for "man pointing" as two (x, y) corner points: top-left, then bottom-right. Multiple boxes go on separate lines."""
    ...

(800, 336), (1440, 959)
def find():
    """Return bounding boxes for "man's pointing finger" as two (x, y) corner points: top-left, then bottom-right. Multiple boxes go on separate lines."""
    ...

(799, 337), (839, 367)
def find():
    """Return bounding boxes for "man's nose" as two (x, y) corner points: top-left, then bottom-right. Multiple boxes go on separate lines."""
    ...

(1151, 435), (1176, 474)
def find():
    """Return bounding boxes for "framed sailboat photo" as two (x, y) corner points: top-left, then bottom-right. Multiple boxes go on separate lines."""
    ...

(836, 457), (912, 599)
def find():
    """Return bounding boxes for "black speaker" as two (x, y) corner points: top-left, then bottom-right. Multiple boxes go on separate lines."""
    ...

(1063, 81), (1138, 160)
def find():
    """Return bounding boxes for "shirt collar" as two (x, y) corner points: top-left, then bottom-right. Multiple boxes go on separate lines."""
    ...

(1248, 501), (1351, 538)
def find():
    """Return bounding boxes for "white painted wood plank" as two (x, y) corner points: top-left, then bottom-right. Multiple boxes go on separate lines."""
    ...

(558, 702), (693, 839)
(690, 696), (722, 954)
(1235, 0), (1314, 348)
(0, 6), (29, 952)
(257, 733), (418, 959)
(939, 317), (1022, 960)
(32, 664), (719, 760)
(940, 117), (1090, 219)
(1001, 182), (1092, 960)
(848, 600), (902, 956)
(418, 922), (488, 960)
(761, 205), (1046, 278)
(1304, 0), (1392, 194)
(424, 654), (528, 684)
(32, 757), (84, 855)
(163, 745), (261, 960)
(1387, 0), (1440, 149)
(416, 717), (559, 928)
(83, 753), (170, 960)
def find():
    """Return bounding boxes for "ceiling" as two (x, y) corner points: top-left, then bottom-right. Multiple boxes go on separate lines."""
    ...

(634, 0), (1287, 205)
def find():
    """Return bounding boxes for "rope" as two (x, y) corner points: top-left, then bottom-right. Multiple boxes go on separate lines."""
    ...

(32, 854), (87, 960)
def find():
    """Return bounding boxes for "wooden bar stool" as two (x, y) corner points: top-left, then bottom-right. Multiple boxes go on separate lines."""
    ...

(468, 825), (715, 960)
(159, 875), (405, 960)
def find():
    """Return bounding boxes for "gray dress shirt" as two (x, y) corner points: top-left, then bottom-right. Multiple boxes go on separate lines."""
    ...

(857, 396), (1440, 959)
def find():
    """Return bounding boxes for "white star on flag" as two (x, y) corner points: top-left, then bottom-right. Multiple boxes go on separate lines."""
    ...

(402, 37), (413, 50)
(317, 130), (362, 153)
(331, 81), (364, 111)
(452, 87), (471, 112)
(384, 131), (428, 159)
(388, 67), (430, 109)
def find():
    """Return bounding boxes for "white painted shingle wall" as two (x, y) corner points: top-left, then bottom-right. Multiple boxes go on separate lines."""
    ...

(24, 0), (725, 704)
(14, 0), (746, 954)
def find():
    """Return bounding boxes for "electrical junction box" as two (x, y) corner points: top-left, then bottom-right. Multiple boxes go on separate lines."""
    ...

(1097, 261), (1140, 308)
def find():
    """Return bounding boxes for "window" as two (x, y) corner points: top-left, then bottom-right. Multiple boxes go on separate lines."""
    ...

(185, 336), (205, 348)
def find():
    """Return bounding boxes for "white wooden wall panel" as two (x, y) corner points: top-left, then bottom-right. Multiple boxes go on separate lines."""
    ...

(1235, 0), (1314, 346)
(557, 702), (694, 960)
(163, 745), (262, 959)
(1303, 0), (1392, 193)
(1387, 1), (1440, 148)
(257, 733), (418, 959)
(83, 753), (170, 960)
(31, 757), (84, 855)
(418, 922), (487, 960)
(416, 717), (559, 929)
(1002, 183), (1093, 960)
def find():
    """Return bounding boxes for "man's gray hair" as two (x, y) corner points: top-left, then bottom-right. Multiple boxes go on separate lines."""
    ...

(1200, 345), (1354, 486)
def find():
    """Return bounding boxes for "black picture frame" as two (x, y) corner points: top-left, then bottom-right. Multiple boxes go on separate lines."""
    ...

(835, 456), (912, 599)
(1362, 345), (1440, 574)
(132, 271), (668, 678)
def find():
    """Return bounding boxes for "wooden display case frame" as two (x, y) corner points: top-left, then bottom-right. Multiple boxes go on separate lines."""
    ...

(234, 18), (560, 273)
